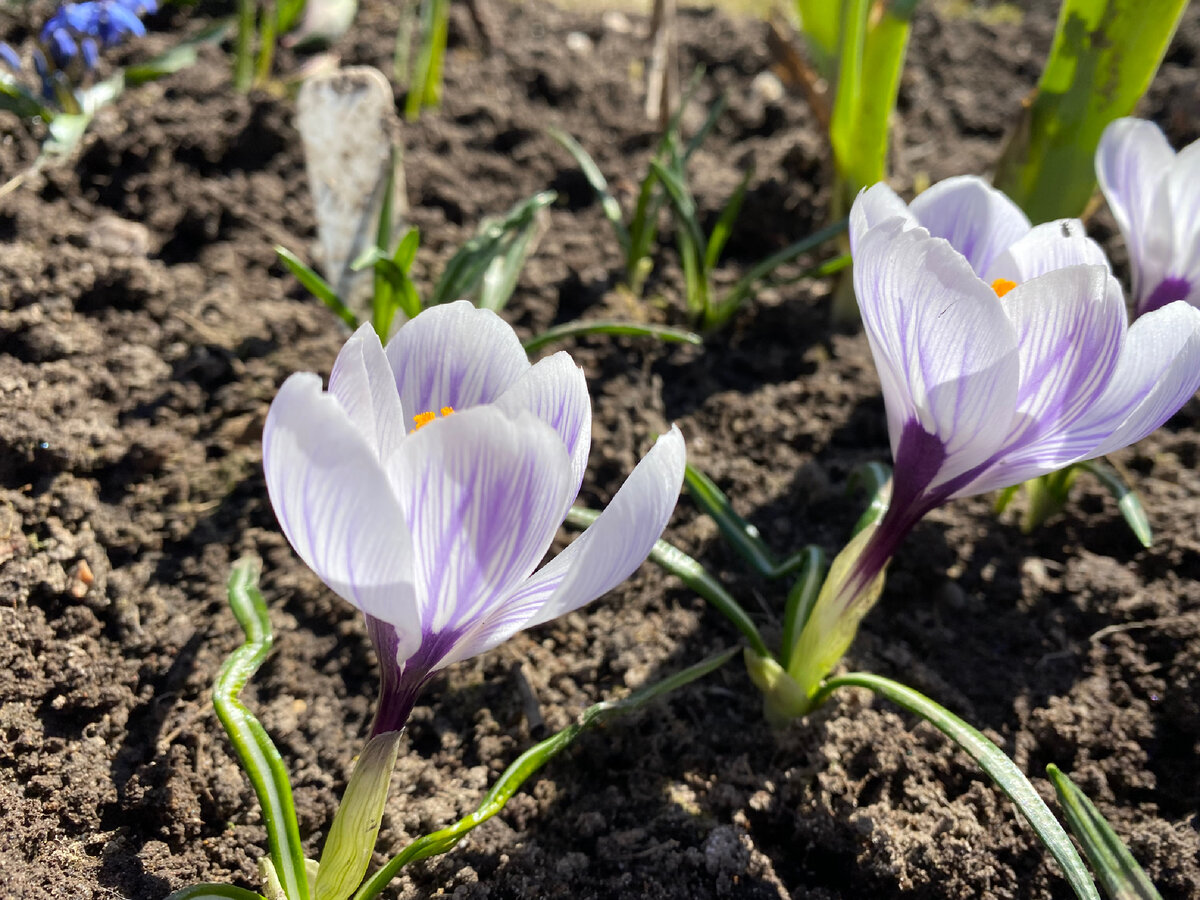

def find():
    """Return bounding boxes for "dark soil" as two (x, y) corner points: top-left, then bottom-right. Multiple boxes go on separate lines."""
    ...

(2, 1), (1199, 898)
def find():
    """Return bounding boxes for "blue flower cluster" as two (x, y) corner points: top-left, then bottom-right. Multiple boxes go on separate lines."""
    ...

(39, 0), (157, 69)
(0, 0), (155, 105)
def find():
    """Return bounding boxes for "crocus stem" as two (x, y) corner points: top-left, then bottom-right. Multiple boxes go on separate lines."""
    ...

(811, 672), (1101, 900)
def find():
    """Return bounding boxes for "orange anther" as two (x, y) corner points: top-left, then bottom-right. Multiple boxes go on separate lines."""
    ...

(991, 278), (1017, 298)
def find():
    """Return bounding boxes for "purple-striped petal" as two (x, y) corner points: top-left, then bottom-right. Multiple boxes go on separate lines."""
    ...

(1097, 118), (1174, 306)
(1077, 301), (1200, 457)
(438, 426), (686, 669)
(958, 266), (1126, 495)
(853, 219), (1020, 490)
(493, 350), (591, 514)
(982, 219), (1110, 285)
(263, 373), (422, 656)
(909, 175), (1032, 277)
(329, 323), (406, 461)
(848, 182), (914, 255)
(386, 405), (573, 642)
(1161, 140), (1200, 305)
(384, 301), (530, 430)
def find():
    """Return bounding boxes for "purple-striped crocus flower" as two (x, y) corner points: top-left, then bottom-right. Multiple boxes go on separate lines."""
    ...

(264, 301), (686, 735)
(1097, 118), (1200, 318)
(788, 178), (1200, 702)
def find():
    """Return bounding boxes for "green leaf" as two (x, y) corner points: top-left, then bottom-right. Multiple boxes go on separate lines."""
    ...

(350, 647), (739, 900)
(0, 72), (54, 120)
(848, 461), (892, 537)
(477, 205), (547, 312)
(813, 674), (1101, 900)
(277, 0), (307, 35)
(1047, 765), (1164, 900)
(520, 319), (701, 355)
(780, 545), (826, 670)
(547, 127), (630, 254)
(711, 218), (848, 328)
(276, 246), (359, 329)
(316, 731), (404, 900)
(704, 167), (753, 272)
(164, 886), (268, 900)
(993, 0), (1188, 223)
(392, 227), (420, 272)
(626, 167), (663, 293)
(683, 462), (810, 579)
(431, 190), (557, 307)
(405, 0), (449, 119)
(125, 20), (233, 85)
(213, 561), (309, 900)
(565, 506), (771, 659)
(993, 483), (1020, 514)
(649, 159), (707, 267)
(828, 0), (914, 199)
(1077, 459), (1152, 549)
(794, 0), (841, 80)
(234, 0), (256, 92)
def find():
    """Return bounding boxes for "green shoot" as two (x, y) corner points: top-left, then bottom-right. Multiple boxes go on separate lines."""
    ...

(404, 0), (450, 120)
(992, 0), (1188, 223)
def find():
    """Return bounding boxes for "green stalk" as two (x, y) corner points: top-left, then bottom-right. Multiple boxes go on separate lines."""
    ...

(813, 673), (1100, 900)
(992, 0), (1187, 223)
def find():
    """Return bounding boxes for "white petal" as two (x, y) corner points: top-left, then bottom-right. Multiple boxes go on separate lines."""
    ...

(263, 373), (422, 658)
(1096, 118), (1175, 304)
(909, 175), (1032, 276)
(1079, 301), (1200, 457)
(329, 323), (406, 460)
(957, 267), (1126, 495)
(983, 219), (1110, 285)
(853, 221), (1021, 488)
(1163, 139), (1200, 294)
(438, 426), (687, 669)
(386, 405), (573, 640)
(849, 182), (915, 255)
(493, 351), (592, 515)
(384, 300), (530, 430)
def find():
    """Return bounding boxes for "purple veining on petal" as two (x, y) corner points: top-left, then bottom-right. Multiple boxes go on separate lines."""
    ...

(1138, 276), (1191, 317)
(367, 615), (463, 735)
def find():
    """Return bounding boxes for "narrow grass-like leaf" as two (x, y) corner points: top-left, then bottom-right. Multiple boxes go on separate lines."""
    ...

(685, 462), (776, 574)
(125, 21), (232, 85)
(547, 127), (630, 254)
(704, 167), (753, 272)
(1, 72), (54, 119)
(993, 0), (1187, 223)
(813, 673), (1100, 900)
(165, 886), (268, 900)
(1047, 765), (1164, 900)
(350, 647), (739, 900)
(477, 205), (547, 311)
(276, 245), (359, 329)
(315, 731), (404, 900)
(711, 218), (848, 326)
(234, 0), (255, 92)
(405, 0), (449, 119)
(566, 506), (771, 658)
(848, 461), (892, 537)
(431, 190), (557, 306)
(1077, 459), (1152, 549)
(521, 320), (701, 354)
(213, 561), (309, 900)
(780, 546), (825, 669)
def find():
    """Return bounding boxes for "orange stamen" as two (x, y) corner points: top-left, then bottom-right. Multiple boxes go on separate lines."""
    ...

(991, 278), (1017, 298)
(412, 406), (455, 431)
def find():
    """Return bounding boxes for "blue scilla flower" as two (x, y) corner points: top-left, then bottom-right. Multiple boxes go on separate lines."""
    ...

(39, 0), (155, 69)
(0, 42), (21, 71)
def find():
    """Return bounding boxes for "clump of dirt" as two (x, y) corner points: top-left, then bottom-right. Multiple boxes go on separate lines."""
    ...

(1, 1), (1198, 898)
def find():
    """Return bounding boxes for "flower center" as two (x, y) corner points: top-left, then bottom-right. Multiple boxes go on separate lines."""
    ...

(413, 406), (455, 430)
(991, 278), (1017, 298)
